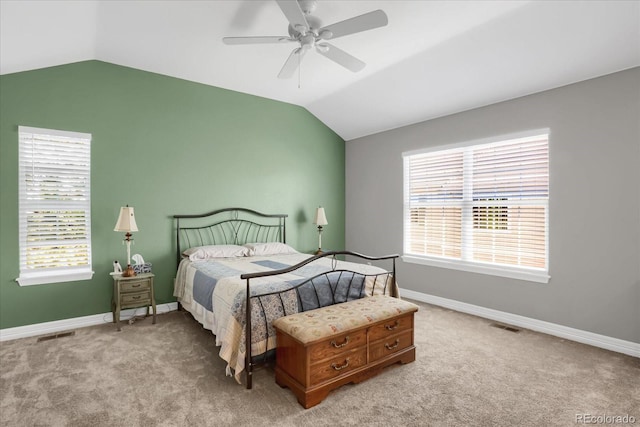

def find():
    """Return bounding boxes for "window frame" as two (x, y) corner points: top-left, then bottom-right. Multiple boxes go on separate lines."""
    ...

(16, 126), (94, 286)
(402, 129), (550, 283)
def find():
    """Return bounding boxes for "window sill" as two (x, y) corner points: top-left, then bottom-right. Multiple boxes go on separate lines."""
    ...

(16, 270), (95, 286)
(401, 255), (549, 284)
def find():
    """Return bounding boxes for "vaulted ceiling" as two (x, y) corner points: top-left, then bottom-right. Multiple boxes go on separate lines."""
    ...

(2, 1), (639, 140)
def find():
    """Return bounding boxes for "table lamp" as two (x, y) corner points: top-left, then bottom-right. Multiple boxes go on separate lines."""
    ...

(114, 205), (138, 277)
(313, 206), (328, 255)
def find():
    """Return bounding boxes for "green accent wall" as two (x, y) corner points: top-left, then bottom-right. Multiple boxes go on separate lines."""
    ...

(0, 61), (345, 329)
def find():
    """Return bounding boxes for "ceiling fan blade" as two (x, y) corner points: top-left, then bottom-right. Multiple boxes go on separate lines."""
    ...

(223, 36), (292, 45)
(319, 10), (388, 40)
(278, 47), (306, 79)
(316, 43), (365, 72)
(275, 0), (309, 34)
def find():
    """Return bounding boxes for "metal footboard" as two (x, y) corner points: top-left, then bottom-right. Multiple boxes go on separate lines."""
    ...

(241, 250), (398, 389)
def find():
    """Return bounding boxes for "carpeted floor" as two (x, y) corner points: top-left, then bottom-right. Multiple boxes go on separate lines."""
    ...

(1, 300), (638, 427)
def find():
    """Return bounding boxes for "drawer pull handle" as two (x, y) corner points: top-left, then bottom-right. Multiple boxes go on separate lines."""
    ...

(132, 284), (140, 288)
(132, 296), (141, 300)
(331, 358), (350, 371)
(330, 336), (350, 348)
(385, 339), (400, 350)
(385, 320), (400, 331)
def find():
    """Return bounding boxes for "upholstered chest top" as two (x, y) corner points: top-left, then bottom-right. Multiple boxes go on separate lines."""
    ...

(272, 295), (419, 345)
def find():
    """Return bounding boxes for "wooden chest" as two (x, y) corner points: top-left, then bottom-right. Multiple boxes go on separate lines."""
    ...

(272, 295), (418, 408)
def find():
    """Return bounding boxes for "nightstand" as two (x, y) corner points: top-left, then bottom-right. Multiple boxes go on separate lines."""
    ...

(111, 273), (156, 331)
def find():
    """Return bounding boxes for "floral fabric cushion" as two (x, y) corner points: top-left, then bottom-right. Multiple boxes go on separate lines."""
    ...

(272, 295), (418, 344)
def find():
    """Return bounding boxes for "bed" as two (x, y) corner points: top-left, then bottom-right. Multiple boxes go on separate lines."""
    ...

(173, 208), (399, 388)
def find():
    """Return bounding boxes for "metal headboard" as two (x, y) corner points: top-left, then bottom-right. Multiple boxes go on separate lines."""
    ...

(173, 207), (288, 264)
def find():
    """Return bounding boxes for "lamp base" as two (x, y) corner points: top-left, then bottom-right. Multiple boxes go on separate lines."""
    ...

(122, 264), (137, 277)
(315, 248), (323, 255)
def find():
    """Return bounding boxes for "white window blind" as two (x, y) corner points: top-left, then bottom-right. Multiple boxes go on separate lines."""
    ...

(17, 126), (94, 286)
(403, 131), (549, 283)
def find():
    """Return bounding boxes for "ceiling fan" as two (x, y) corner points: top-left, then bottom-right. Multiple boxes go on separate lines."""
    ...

(222, 0), (388, 78)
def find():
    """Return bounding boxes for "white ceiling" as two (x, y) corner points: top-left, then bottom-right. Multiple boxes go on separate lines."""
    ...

(1, 0), (639, 141)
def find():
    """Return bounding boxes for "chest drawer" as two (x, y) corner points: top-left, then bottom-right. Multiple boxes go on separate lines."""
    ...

(310, 347), (367, 385)
(369, 330), (413, 362)
(309, 329), (366, 362)
(368, 313), (413, 341)
(121, 279), (151, 293)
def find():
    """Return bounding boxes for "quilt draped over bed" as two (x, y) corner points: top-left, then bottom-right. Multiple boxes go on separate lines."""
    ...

(174, 253), (397, 382)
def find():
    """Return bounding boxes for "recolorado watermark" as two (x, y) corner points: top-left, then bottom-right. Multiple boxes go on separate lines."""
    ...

(576, 414), (636, 424)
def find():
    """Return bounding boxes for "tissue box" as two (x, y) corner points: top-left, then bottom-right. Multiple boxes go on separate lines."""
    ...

(133, 263), (152, 274)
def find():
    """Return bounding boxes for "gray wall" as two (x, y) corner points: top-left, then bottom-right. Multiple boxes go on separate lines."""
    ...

(346, 67), (640, 343)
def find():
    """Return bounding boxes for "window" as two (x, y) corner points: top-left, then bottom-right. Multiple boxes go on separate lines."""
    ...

(403, 130), (549, 283)
(17, 126), (93, 286)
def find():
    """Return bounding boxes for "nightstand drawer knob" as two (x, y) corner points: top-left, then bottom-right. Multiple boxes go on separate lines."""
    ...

(132, 284), (140, 288)
(132, 295), (141, 300)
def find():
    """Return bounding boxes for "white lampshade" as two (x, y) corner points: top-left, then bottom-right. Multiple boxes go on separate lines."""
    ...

(114, 206), (139, 232)
(314, 207), (328, 226)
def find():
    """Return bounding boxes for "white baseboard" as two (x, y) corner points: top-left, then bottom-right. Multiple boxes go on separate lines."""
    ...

(4, 294), (638, 359)
(0, 302), (179, 342)
(401, 289), (640, 358)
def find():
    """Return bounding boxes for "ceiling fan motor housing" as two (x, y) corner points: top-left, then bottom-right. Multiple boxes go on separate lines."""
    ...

(288, 15), (322, 38)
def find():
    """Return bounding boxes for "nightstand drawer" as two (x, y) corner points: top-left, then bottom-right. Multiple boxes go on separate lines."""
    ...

(121, 291), (150, 306)
(121, 279), (151, 293)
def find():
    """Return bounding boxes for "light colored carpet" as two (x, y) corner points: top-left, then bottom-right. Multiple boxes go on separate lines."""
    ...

(1, 300), (638, 426)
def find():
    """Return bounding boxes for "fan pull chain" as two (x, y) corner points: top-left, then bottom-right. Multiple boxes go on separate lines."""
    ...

(298, 52), (301, 89)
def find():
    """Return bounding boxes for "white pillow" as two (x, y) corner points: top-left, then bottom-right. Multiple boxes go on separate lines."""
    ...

(183, 245), (250, 261)
(243, 242), (298, 256)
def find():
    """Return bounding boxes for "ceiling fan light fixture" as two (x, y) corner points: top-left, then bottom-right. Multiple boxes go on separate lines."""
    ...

(316, 43), (329, 53)
(301, 33), (315, 47)
(319, 30), (333, 40)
